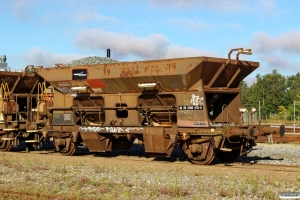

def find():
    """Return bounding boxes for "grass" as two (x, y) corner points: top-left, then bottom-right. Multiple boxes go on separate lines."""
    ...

(0, 152), (300, 200)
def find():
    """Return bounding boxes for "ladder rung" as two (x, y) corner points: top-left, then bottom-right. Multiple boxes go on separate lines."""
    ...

(27, 130), (40, 133)
(25, 140), (39, 143)
(3, 128), (16, 131)
(220, 148), (232, 152)
(1, 138), (14, 141)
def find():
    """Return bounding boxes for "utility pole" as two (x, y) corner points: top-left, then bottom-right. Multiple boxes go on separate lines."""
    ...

(294, 101), (296, 133)
(258, 101), (261, 121)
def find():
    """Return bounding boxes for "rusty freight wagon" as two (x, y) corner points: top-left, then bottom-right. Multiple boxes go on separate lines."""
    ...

(0, 66), (54, 152)
(0, 49), (285, 164)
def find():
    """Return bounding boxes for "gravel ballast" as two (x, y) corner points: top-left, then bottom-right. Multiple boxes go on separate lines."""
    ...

(66, 56), (119, 66)
(238, 143), (300, 165)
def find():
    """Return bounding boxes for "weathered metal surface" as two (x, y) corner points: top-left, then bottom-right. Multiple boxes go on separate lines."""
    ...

(0, 71), (22, 93)
(143, 127), (173, 156)
(80, 132), (112, 152)
(35, 57), (259, 93)
(30, 55), (284, 164)
(0, 53), (288, 165)
(0, 70), (52, 152)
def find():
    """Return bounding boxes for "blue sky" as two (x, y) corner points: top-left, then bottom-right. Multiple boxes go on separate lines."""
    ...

(0, 0), (300, 85)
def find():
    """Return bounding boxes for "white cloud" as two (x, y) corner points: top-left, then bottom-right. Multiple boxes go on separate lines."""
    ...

(261, 54), (287, 68)
(75, 12), (118, 23)
(74, 29), (170, 59)
(148, 0), (252, 12)
(257, 0), (276, 16)
(252, 30), (300, 54)
(164, 45), (216, 59)
(148, 0), (279, 17)
(23, 47), (86, 67)
(245, 29), (300, 77)
(167, 18), (243, 32)
(4, 0), (38, 21)
(1, 0), (119, 24)
(74, 29), (216, 60)
(263, 56), (300, 74)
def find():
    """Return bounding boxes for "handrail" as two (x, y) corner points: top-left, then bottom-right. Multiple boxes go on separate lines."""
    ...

(37, 82), (48, 102)
(0, 83), (10, 101)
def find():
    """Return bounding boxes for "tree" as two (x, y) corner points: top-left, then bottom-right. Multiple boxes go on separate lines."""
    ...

(240, 80), (251, 108)
(287, 93), (300, 120)
(278, 106), (288, 120)
(241, 70), (289, 119)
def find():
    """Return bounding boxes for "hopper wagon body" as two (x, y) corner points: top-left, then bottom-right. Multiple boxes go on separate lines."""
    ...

(0, 55), (285, 164)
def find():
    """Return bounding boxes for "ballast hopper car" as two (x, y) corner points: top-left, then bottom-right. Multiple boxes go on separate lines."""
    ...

(34, 49), (285, 164)
(0, 49), (285, 164)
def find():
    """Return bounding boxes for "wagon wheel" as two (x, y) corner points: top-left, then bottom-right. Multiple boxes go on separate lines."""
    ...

(216, 149), (241, 163)
(187, 143), (215, 165)
(0, 132), (13, 152)
(53, 137), (77, 156)
(60, 142), (76, 156)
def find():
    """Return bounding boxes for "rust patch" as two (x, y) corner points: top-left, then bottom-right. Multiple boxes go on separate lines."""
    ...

(87, 79), (106, 88)
(103, 65), (111, 77)
(144, 66), (149, 74)
(23, 76), (37, 88)
(163, 63), (176, 71)
(120, 67), (139, 77)
(150, 65), (161, 74)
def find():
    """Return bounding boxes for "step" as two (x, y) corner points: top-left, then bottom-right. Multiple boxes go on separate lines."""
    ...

(3, 128), (17, 131)
(1, 138), (14, 141)
(220, 148), (232, 152)
(26, 130), (40, 133)
(25, 140), (39, 143)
